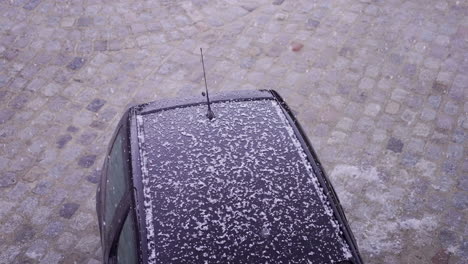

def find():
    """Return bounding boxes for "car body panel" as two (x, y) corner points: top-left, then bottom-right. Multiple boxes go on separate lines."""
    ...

(97, 90), (363, 264)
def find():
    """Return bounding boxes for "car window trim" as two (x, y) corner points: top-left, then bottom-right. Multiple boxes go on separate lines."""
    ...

(129, 111), (149, 264)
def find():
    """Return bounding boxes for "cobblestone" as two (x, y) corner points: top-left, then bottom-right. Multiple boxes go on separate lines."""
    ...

(85, 98), (106, 113)
(55, 134), (72, 149)
(385, 101), (400, 114)
(0, 172), (17, 187)
(0, 109), (15, 124)
(66, 57), (86, 71)
(43, 221), (64, 237)
(77, 155), (96, 168)
(386, 137), (404, 154)
(59, 202), (80, 219)
(0, 0), (467, 263)
(77, 132), (97, 146)
(25, 240), (48, 261)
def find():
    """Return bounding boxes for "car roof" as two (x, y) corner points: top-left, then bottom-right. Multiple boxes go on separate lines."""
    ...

(133, 90), (354, 263)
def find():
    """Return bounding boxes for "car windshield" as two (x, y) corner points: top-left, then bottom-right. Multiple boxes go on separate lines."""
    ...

(136, 99), (352, 263)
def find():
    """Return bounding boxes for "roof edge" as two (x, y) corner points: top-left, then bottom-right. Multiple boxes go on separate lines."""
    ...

(135, 90), (275, 115)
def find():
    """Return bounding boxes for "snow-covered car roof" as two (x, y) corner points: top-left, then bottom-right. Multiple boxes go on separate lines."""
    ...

(132, 90), (360, 263)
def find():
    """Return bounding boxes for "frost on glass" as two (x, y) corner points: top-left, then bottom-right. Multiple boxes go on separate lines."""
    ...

(137, 100), (352, 263)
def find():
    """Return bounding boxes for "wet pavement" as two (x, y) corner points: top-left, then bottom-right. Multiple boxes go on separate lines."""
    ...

(0, 0), (467, 263)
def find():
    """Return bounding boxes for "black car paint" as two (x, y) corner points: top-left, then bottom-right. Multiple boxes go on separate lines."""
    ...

(96, 90), (364, 264)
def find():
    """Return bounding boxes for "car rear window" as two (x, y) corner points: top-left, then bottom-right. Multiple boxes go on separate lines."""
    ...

(137, 99), (352, 263)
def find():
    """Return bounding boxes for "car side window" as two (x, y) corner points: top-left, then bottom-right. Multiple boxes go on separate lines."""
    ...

(117, 213), (138, 264)
(104, 127), (129, 232)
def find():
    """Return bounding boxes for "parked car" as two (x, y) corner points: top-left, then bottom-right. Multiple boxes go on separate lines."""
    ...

(96, 90), (363, 264)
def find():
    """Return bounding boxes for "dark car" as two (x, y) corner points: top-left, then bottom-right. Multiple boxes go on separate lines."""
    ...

(96, 90), (363, 264)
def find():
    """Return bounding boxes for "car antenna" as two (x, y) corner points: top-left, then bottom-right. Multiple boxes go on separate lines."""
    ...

(200, 48), (215, 120)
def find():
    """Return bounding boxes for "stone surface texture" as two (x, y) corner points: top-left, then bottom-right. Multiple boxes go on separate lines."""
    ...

(0, 0), (467, 263)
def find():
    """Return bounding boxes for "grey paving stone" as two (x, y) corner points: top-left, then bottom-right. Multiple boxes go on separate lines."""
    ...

(23, 0), (42, 11)
(8, 94), (30, 110)
(44, 221), (64, 237)
(401, 109), (417, 124)
(436, 114), (454, 130)
(385, 101), (400, 114)
(402, 63), (417, 76)
(306, 18), (320, 30)
(0, 172), (17, 188)
(62, 252), (87, 264)
(0, 91), (8, 102)
(87, 259), (101, 264)
(25, 240), (48, 260)
(391, 88), (409, 102)
(420, 107), (436, 121)
(67, 57), (86, 71)
(71, 212), (94, 231)
(76, 235), (100, 254)
(22, 166), (46, 183)
(89, 120), (107, 130)
(26, 77), (47, 92)
(57, 232), (77, 251)
(14, 224), (36, 243)
(272, 0), (284, 5)
(77, 132), (97, 146)
(432, 80), (449, 94)
(404, 95), (424, 110)
(424, 143), (443, 161)
(0, 109), (15, 124)
(459, 240), (468, 260)
(240, 57), (256, 69)
(438, 228), (458, 248)
(356, 116), (374, 131)
(442, 160), (457, 176)
(443, 100), (459, 115)
(66, 126), (79, 133)
(56, 134), (72, 149)
(458, 175), (468, 191)
(59, 202), (80, 219)
(447, 144), (463, 161)
(39, 250), (62, 264)
(2, 48), (19, 61)
(77, 17), (93, 27)
(386, 137), (404, 153)
(6, 195), (28, 219)
(32, 181), (52, 195)
(42, 82), (61, 97)
(77, 155), (97, 168)
(94, 40), (107, 52)
(86, 98), (106, 113)
(10, 76), (28, 89)
(400, 152), (420, 168)
(86, 169), (101, 184)
(452, 128), (465, 144)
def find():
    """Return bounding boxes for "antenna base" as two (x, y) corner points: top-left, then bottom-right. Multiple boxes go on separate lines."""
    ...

(206, 109), (215, 120)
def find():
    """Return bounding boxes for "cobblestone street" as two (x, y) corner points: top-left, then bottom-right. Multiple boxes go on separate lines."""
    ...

(0, 0), (467, 263)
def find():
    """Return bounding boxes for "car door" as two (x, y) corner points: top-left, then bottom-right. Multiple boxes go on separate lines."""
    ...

(101, 119), (139, 263)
